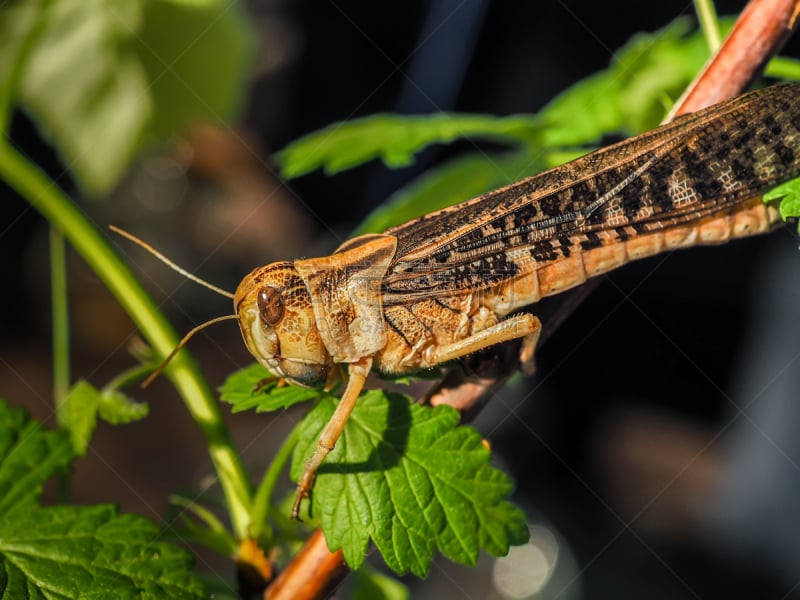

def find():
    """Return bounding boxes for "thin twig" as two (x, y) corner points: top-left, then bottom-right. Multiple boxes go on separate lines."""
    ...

(262, 2), (799, 598)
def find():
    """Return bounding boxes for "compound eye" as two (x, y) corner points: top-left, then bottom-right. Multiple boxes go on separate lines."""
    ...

(257, 286), (284, 326)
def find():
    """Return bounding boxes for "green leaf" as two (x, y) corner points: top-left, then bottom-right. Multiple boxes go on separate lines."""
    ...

(0, 504), (205, 598)
(134, 0), (253, 143)
(0, 398), (73, 515)
(277, 16), (730, 188)
(537, 17), (727, 147)
(764, 56), (800, 81)
(355, 151), (548, 234)
(97, 388), (149, 424)
(354, 147), (587, 235)
(62, 380), (148, 455)
(291, 391), (528, 576)
(350, 565), (409, 600)
(62, 380), (100, 455)
(296, 17), (734, 238)
(0, 0), (252, 195)
(764, 176), (800, 216)
(764, 176), (800, 234)
(219, 363), (332, 413)
(276, 113), (540, 179)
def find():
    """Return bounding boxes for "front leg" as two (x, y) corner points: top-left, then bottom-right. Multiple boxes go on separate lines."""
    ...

(291, 355), (373, 519)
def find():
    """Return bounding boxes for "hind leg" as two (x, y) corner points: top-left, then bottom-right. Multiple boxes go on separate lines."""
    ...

(431, 313), (541, 364)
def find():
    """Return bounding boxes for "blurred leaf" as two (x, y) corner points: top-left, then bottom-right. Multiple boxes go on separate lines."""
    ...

(538, 17), (735, 146)
(219, 363), (332, 413)
(0, 398), (73, 515)
(276, 113), (539, 179)
(134, 0), (253, 143)
(170, 517), (238, 557)
(278, 16), (729, 190)
(764, 56), (800, 81)
(62, 380), (100, 455)
(194, 574), (239, 600)
(0, 504), (205, 598)
(294, 16), (739, 239)
(0, 0), (253, 195)
(355, 150), (565, 234)
(98, 388), (149, 424)
(63, 380), (148, 454)
(291, 391), (528, 576)
(163, 492), (238, 556)
(350, 565), (409, 600)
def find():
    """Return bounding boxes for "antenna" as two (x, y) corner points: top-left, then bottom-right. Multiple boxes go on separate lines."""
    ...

(109, 225), (234, 299)
(109, 225), (241, 386)
(141, 314), (240, 388)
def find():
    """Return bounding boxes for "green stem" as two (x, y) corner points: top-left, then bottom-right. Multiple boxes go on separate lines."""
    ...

(249, 422), (300, 541)
(102, 363), (155, 394)
(50, 227), (70, 422)
(694, 0), (722, 53)
(0, 141), (253, 539)
(169, 494), (238, 555)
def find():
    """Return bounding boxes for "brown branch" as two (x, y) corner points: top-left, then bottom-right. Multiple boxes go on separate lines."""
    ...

(669, 0), (800, 118)
(263, 2), (799, 598)
(264, 530), (347, 600)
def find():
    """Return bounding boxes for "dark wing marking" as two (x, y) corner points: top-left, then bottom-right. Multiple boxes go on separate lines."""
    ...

(382, 83), (800, 303)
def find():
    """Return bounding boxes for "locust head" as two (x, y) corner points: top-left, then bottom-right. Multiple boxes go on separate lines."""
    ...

(234, 262), (332, 387)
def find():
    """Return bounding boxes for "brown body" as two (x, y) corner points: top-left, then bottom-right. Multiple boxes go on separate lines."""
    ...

(376, 196), (779, 373)
(233, 83), (800, 517)
(372, 84), (798, 374)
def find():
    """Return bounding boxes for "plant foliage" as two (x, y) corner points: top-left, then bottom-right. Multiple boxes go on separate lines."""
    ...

(221, 368), (528, 576)
(0, 399), (205, 598)
(0, 0), (252, 194)
(4, 1), (800, 596)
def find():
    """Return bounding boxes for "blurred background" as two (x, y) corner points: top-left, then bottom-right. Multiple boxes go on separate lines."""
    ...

(2, 0), (800, 597)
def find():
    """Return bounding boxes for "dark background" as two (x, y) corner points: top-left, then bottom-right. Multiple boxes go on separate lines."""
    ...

(2, 1), (800, 597)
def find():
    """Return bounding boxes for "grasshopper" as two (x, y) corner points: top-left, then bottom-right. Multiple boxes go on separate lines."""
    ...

(120, 83), (800, 519)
